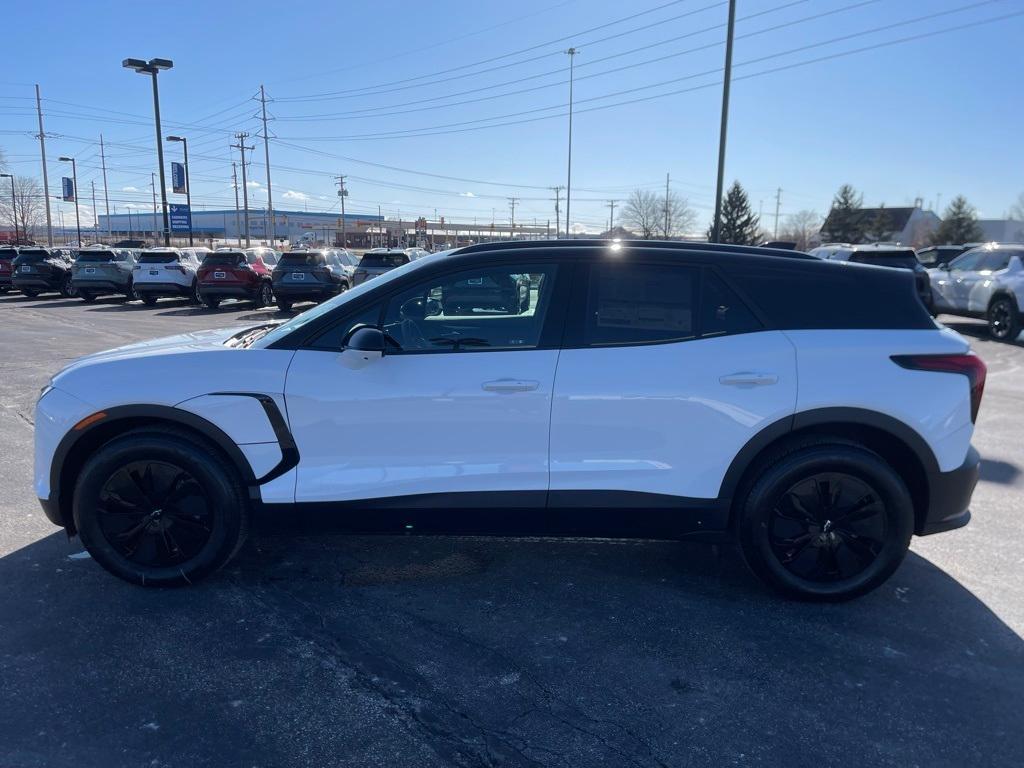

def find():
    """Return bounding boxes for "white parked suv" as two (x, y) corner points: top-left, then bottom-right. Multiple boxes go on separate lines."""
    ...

(929, 243), (1024, 340)
(132, 247), (207, 305)
(34, 240), (984, 600)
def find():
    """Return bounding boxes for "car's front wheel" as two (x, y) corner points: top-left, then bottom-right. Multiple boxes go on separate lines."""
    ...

(736, 440), (914, 601)
(59, 275), (77, 298)
(140, 294), (158, 306)
(72, 428), (248, 587)
(255, 281), (273, 308)
(190, 280), (202, 305)
(988, 296), (1020, 341)
(80, 291), (97, 303)
(204, 296), (221, 310)
(20, 289), (39, 298)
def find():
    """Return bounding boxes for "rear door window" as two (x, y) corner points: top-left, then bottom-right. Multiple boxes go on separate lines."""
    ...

(948, 251), (984, 272)
(978, 252), (1012, 272)
(584, 263), (697, 346)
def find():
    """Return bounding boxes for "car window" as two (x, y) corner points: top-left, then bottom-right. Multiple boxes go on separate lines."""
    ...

(978, 252), (1011, 272)
(310, 304), (385, 350)
(701, 272), (762, 337)
(381, 264), (556, 352)
(948, 251), (984, 272)
(585, 263), (696, 346)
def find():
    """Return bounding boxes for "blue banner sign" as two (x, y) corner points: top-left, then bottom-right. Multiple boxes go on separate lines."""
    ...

(171, 162), (186, 194)
(61, 176), (75, 202)
(169, 203), (191, 232)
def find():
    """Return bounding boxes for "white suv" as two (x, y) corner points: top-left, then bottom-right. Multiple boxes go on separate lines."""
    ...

(34, 240), (984, 600)
(929, 243), (1024, 340)
(132, 247), (205, 305)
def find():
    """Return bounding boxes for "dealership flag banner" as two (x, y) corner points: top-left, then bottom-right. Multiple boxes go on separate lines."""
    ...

(61, 176), (75, 202)
(169, 203), (191, 232)
(171, 162), (186, 194)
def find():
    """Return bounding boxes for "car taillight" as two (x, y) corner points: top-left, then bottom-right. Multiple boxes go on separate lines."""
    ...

(165, 264), (183, 272)
(892, 353), (987, 422)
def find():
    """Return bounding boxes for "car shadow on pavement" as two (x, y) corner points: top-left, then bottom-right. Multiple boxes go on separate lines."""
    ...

(979, 458), (1022, 485)
(1, 528), (1021, 767)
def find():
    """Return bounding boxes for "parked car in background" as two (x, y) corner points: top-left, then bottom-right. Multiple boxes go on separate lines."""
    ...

(930, 243), (1024, 340)
(35, 239), (983, 601)
(335, 249), (359, 284)
(271, 249), (349, 312)
(917, 245), (970, 269)
(0, 245), (17, 293)
(132, 247), (202, 305)
(11, 247), (77, 298)
(441, 271), (531, 315)
(352, 249), (411, 285)
(71, 246), (137, 302)
(197, 249), (274, 309)
(244, 246), (280, 267)
(809, 244), (933, 312)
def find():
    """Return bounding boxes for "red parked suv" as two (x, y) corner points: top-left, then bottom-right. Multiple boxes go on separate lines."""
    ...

(196, 249), (274, 309)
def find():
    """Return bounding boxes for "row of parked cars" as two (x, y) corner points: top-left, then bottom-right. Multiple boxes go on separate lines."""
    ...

(0, 244), (431, 313)
(808, 241), (1024, 341)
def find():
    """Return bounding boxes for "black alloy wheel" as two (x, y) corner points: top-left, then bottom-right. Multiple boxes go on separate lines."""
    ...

(95, 461), (213, 568)
(988, 297), (1020, 341)
(255, 281), (273, 308)
(190, 280), (202, 305)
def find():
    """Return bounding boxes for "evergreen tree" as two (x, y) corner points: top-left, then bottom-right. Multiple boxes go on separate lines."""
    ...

(708, 181), (760, 245)
(867, 204), (893, 242)
(931, 196), (984, 245)
(824, 184), (865, 243)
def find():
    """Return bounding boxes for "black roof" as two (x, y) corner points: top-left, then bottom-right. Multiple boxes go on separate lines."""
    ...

(454, 238), (816, 260)
(821, 207), (917, 234)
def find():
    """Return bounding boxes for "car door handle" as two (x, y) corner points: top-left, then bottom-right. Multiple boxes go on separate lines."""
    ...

(482, 379), (539, 393)
(719, 372), (778, 387)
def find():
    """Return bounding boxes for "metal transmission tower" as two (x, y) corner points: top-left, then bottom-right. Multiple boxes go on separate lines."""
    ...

(232, 133), (255, 246)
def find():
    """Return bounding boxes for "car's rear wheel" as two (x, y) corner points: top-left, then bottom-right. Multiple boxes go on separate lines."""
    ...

(255, 281), (273, 308)
(125, 280), (138, 301)
(59, 275), (77, 298)
(988, 296), (1020, 341)
(73, 429), (248, 587)
(736, 440), (913, 601)
(275, 296), (292, 312)
(20, 289), (39, 298)
(80, 291), (97, 303)
(140, 294), (158, 306)
(204, 296), (220, 309)
(190, 280), (202, 305)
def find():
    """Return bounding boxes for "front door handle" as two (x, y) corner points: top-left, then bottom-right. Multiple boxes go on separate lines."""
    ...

(719, 372), (778, 387)
(482, 379), (539, 393)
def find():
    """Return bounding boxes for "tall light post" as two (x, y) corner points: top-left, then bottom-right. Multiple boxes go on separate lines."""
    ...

(58, 156), (82, 246)
(122, 57), (173, 246)
(711, 0), (737, 243)
(166, 135), (194, 245)
(564, 47), (578, 239)
(0, 173), (16, 242)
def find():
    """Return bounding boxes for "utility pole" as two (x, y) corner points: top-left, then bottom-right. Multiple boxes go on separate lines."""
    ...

(508, 196), (519, 238)
(773, 187), (782, 239)
(564, 47), (578, 238)
(664, 173), (671, 239)
(335, 175), (347, 247)
(258, 85), (276, 245)
(232, 162), (241, 247)
(150, 173), (158, 242)
(232, 132), (254, 246)
(91, 180), (99, 241)
(99, 134), (112, 238)
(711, 0), (737, 243)
(35, 84), (53, 245)
(549, 186), (563, 239)
(379, 204), (384, 247)
(606, 200), (617, 233)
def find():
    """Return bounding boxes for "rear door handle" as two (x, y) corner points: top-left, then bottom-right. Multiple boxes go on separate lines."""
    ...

(482, 379), (539, 393)
(719, 372), (778, 387)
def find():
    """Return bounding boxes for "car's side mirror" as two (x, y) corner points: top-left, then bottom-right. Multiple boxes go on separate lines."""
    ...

(339, 326), (385, 368)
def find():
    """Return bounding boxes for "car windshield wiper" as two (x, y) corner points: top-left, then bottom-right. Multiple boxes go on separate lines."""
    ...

(231, 323), (277, 348)
(429, 336), (491, 349)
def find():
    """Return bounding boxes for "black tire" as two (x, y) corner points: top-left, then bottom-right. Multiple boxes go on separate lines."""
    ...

(988, 296), (1020, 341)
(0, 287), (9, 294)
(204, 296), (221, 310)
(125, 280), (138, 301)
(72, 428), (248, 587)
(140, 294), (158, 307)
(80, 291), (97, 303)
(21, 289), (39, 298)
(275, 296), (292, 312)
(254, 281), (273, 308)
(59, 276), (77, 298)
(190, 280), (202, 305)
(736, 439), (914, 602)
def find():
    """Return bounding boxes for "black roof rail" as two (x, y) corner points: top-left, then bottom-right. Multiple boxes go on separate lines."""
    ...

(453, 238), (815, 260)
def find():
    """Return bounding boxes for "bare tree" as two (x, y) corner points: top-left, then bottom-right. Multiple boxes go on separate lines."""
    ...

(656, 191), (697, 239)
(620, 189), (660, 238)
(1009, 192), (1024, 221)
(779, 209), (823, 250)
(0, 175), (45, 240)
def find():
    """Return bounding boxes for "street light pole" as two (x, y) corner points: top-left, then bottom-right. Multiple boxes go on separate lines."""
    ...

(123, 57), (173, 246)
(58, 156), (81, 246)
(0, 174), (16, 242)
(167, 136), (193, 245)
(564, 47), (578, 239)
(711, 0), (737, 244)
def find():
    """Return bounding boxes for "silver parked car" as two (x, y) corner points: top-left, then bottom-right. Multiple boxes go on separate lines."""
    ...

(930, 243), (1024, 340)
(71, 246), (137, 302)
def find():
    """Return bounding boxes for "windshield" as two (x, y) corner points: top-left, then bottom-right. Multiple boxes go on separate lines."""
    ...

(76, 250), (121, 262)
(359, 253), (408, 268)
(254, 249), (455, 348)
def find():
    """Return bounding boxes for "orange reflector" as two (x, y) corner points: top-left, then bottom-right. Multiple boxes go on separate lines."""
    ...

(73, 412), (108, 431)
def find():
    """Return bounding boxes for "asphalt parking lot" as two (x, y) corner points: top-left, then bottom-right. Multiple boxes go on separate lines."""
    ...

(0, 291), (1021, 768)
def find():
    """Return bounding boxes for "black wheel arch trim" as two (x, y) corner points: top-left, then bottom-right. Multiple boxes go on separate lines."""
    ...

(49, 396), (299, 527)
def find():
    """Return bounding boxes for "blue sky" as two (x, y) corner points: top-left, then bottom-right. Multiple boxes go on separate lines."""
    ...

(2, 0), (1022, 235)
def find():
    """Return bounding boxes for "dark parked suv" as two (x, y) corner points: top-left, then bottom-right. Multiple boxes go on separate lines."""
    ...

(441, 272), (531, 315)
(810, 244), (933, 312)
(352, 249), (411, 285)
(197, 250), (274, 309)
(0, 246), (17, 293)
(11, 247), (77, 298)
(272, 249), (349, 312)
(71, 247), (137, 302)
